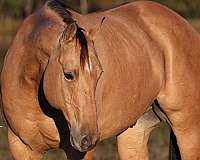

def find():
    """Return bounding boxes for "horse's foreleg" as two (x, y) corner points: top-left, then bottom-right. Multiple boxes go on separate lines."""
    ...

(117, 128), (150, 160)
(117, 107), (161, 160)
(8, 127), (43, 160)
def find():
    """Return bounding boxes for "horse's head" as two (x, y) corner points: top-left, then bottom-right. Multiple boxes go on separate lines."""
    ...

(43, 14), (104, 151)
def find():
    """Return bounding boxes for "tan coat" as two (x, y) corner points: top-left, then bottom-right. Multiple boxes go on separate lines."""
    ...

(2, 1), (200, 159)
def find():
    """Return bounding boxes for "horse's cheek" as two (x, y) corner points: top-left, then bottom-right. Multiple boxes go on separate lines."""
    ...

(43, 63), (62, 108)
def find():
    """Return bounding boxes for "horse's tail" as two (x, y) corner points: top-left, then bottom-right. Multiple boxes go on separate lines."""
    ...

(169, 128), (181, 160)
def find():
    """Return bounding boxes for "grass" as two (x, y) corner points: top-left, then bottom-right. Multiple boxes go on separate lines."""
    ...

(0, 17), (200, 160)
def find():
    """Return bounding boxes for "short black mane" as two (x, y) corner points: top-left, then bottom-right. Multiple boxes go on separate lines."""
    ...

(47, 0), (89, 68)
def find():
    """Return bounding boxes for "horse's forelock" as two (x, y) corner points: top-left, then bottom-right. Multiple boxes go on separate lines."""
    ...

(76, 28), (89, 69)
(47, 0), (89, 70)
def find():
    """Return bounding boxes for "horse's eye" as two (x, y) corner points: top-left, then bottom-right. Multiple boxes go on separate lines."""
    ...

(64, 72), (75, 81)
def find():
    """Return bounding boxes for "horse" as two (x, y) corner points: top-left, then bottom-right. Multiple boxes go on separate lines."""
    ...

(0, 0), (165, 159)
(40, 0), (200, 160)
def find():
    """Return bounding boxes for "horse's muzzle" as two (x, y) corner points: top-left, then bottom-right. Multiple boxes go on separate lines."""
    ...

(70, 133), (99, 152)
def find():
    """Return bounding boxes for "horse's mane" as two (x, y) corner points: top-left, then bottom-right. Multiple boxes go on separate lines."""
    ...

(47, 0), (89, 68)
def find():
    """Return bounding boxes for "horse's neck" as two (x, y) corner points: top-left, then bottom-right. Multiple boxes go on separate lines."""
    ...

(83, 9), (165, 140)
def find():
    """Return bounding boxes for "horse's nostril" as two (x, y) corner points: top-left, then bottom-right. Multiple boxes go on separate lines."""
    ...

(81, 135), (92, 149)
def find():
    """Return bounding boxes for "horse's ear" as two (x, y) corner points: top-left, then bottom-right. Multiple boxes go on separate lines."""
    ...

(61, 22), (77, 42)
(88, 17), (105, 41)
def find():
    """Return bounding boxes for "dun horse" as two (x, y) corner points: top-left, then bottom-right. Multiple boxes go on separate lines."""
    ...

(1, 0), (161, 159)
(2, 0), (200, 159)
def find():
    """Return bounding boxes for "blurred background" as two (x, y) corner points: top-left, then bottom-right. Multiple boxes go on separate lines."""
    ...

(0, 0), (200, 159)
